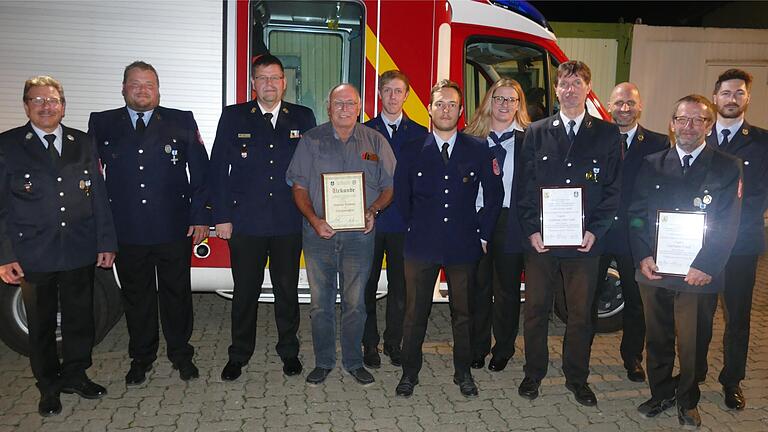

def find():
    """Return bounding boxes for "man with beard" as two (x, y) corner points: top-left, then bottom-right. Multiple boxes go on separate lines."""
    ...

(698, 69), (768, 410)
(628, 95), (741, 429)
(394, 79), (502, 398)
(88, 61), (210, 385)
(599, 83), (667, 383)
(361, 70), (427, 368)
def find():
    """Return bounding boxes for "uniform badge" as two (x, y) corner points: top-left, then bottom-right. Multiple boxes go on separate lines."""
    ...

(171, 149), (179, 165)
(25, 132), (33, 140)
(552, 120), (560, 127)
(241, 144), (248, 159)
(700, 203), (707, 210)
(282, 107), (289, 114)
(83, 179), (91, 196)
(251, 107), (257, 114)
(290, 130), (301, 139)
(637, 134), (645, 142)
(238, 133), (251, 138)
(67, 134), (74, 141)
(492, 158), (501, 176)
(742, 128), (749, 136)
(693, 197), (702, 207)
(702, 195), (712, 205)
(23, 173), (32, 192)
(585, 119), (593, 128)
(164, 144), (172, 154)
(104, 140), (109, 146)
(585, 172), (594, 181)
(463, 176), (470, 183)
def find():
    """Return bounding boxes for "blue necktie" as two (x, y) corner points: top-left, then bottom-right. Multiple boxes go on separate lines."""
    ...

(44, 134), (58, 164)
(682, 154), (692, 175)
(567, 120), (576, 144)
(720, 129), (731, 146)
(489, 131), (515, 146)
(489, 132), (511, 176)
(136, 112), (146, 134)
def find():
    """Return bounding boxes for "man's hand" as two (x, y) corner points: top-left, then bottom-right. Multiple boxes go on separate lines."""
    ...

(0, 262), (24, 284)
(639, 256), (663, 280)
(363, 210), (376, 234)
(685, 267), (712, 286)
(97, 252), (116, 268)
(216, 223), (233, 240)
(577, 231), (596, 253)
(311, 219), (336, 239)
(481, 239), (488, 254)
(529, 232), (549, 253)
(187, 225), (209, 245)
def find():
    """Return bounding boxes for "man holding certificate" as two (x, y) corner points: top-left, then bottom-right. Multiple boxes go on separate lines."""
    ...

(286, 84), (395, 387)
(516, 61), (621, 407)
(628, 95), (742, 429)
(394, 80), (503, 398)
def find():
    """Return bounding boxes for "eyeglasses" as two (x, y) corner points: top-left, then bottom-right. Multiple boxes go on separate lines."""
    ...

(433, 101), (459, 111)
(492, 96), (519, 105)
(672, 116), (709, 127)
(26, 96), (62, 106)
(254, 75), (284, 84)
(331, 100), (359, 111)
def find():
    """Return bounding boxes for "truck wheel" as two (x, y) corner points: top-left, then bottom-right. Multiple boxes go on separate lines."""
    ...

(0, 269), (123, 357)
(551, 263), (624, 334)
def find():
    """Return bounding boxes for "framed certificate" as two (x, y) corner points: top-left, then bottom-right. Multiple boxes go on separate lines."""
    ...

(654, 210), (707, 277)
(540, 186), (585, 247)
(322, 171), (366, 231)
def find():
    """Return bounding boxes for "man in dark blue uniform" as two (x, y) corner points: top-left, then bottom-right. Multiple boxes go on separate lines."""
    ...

(362, 70), (427, 369)
(88, 61), (210, 386)
(599, 82), (668, 383)
(0, 76), (117, 416)
(210, 54), (316, 381)
(698, 69), (768, 410)
(517, 61), (621, 406)
(629, 95), (742, 429)
(394, 79), (503, 398)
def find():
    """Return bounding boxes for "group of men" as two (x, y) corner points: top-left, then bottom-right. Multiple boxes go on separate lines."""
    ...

(0, 55), (764, 431)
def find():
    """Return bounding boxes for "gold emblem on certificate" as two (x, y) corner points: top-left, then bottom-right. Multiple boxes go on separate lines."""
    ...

(540, 186), (585, 247)
(322, 171), (366, 231)
(654, 210), (706, 277)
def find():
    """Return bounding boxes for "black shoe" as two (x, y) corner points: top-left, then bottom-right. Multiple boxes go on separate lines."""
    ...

(488, 356), (510, 372)
(383, 344), (402, 367)
(283, 357), (303, 376)
(173, 360), (199, 381)
(518, 376), (541, 400)
(395, 375), (418, 398)
(125, 361), (152, 386)
(677, 406), (701, 430)
(453, 373), (478, 398)
(61, 378), (107, 399)
(363, 345), (381, 369)
(637, 396), (676, 419)
(566, 382), (597, 407)
(306, 367), (332, 386)
(38, 393), (61, 417)
(221, 360), (244, 381)
(723, 385), (745, 410)
(470, 357), (485, 369)
(346, 367), (375, 386)
(626, 363), (646, 383)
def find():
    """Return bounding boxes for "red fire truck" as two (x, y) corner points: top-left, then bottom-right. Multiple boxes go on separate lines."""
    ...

(0, 0), (623, 355)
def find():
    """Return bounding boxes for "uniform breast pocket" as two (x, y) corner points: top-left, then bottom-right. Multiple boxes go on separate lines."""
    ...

(574, 155), (603, 184)
(361, 160), (380, 185)
(457, 163), (480, 187)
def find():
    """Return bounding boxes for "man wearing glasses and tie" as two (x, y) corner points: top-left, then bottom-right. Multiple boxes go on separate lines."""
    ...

(210, 53), (316, 382)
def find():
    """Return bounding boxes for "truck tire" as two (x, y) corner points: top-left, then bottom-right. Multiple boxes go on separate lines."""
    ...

(552, 263), (624, 334)
(0, 268), (123, 356)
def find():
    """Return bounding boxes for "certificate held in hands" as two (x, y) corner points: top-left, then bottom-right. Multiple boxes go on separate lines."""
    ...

(540, 186), (585, 247)
(322, 171), (366, 231)
(654, 211), (706, 276)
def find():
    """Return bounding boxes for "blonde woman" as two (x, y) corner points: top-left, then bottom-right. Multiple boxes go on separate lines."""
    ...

(464, 79), (530, 372)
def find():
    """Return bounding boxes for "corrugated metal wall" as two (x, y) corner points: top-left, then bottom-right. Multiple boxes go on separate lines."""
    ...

(630, 25), (768, 133)
(0, 1), (223, 150)
(557, 38), (618, 104)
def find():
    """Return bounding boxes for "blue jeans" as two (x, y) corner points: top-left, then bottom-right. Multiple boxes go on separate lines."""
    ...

(303, 221), (375, 371)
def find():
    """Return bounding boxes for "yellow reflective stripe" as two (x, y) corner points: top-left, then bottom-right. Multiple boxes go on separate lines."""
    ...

(365, 25), (430, 127)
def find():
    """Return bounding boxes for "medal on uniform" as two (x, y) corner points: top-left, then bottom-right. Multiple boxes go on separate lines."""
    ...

(23, 173), (32, 193)
(593, 167), (600, 182)
(164, 144), (172, 154)
(693, 197), (702, 207)
(702, 195), (712, 204)
(171, 149), (179, 165)
(290, 129), (301, 139)
(585, 171), (594, 181)
(84, 179), (91, 196)
(240, 143), (248, 159)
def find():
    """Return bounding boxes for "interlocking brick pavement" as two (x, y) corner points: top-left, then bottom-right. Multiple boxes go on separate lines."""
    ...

(1, 257), (767, 431)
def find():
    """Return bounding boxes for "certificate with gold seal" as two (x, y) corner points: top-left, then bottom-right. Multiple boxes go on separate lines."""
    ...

(654, 211), (706, 276)
(322, 171), (366, 231)
(540, 186), (585, 247)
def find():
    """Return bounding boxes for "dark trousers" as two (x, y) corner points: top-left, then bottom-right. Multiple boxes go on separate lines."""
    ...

(596, 253), (645, 368)
(117, 239), (194, 365)
(401, 259), (476, 378)
(227, 233), (302, 362)
(363, 232), (405, 349)
(523, 253), (599, 385)
(640, 284), (715, 409)
(21, 265), (96, 394)
(697, 254), (758, 387)
(471, 209), (523, 360)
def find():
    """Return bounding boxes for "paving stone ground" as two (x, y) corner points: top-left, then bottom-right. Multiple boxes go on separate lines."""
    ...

(1, 257), (767, 431)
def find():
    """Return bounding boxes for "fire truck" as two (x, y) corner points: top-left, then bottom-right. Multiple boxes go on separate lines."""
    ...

(0, 0), (623, 355)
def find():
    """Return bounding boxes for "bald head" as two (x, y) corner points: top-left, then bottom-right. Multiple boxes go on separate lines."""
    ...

(608, 82), (643, 132)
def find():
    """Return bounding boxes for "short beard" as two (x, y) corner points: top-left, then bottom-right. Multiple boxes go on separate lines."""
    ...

(718, 105), (745, 119)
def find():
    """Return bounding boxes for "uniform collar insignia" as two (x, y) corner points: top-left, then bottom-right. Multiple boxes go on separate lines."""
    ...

(742, 128), (749, 136)
(282, 106), (289, 114)
(67, 134), (75, 141)
(638, 133), (644, 142)
(251, 107), (257, 114)
(25, 132), (33, 140)
(552, 119), (560, 127)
